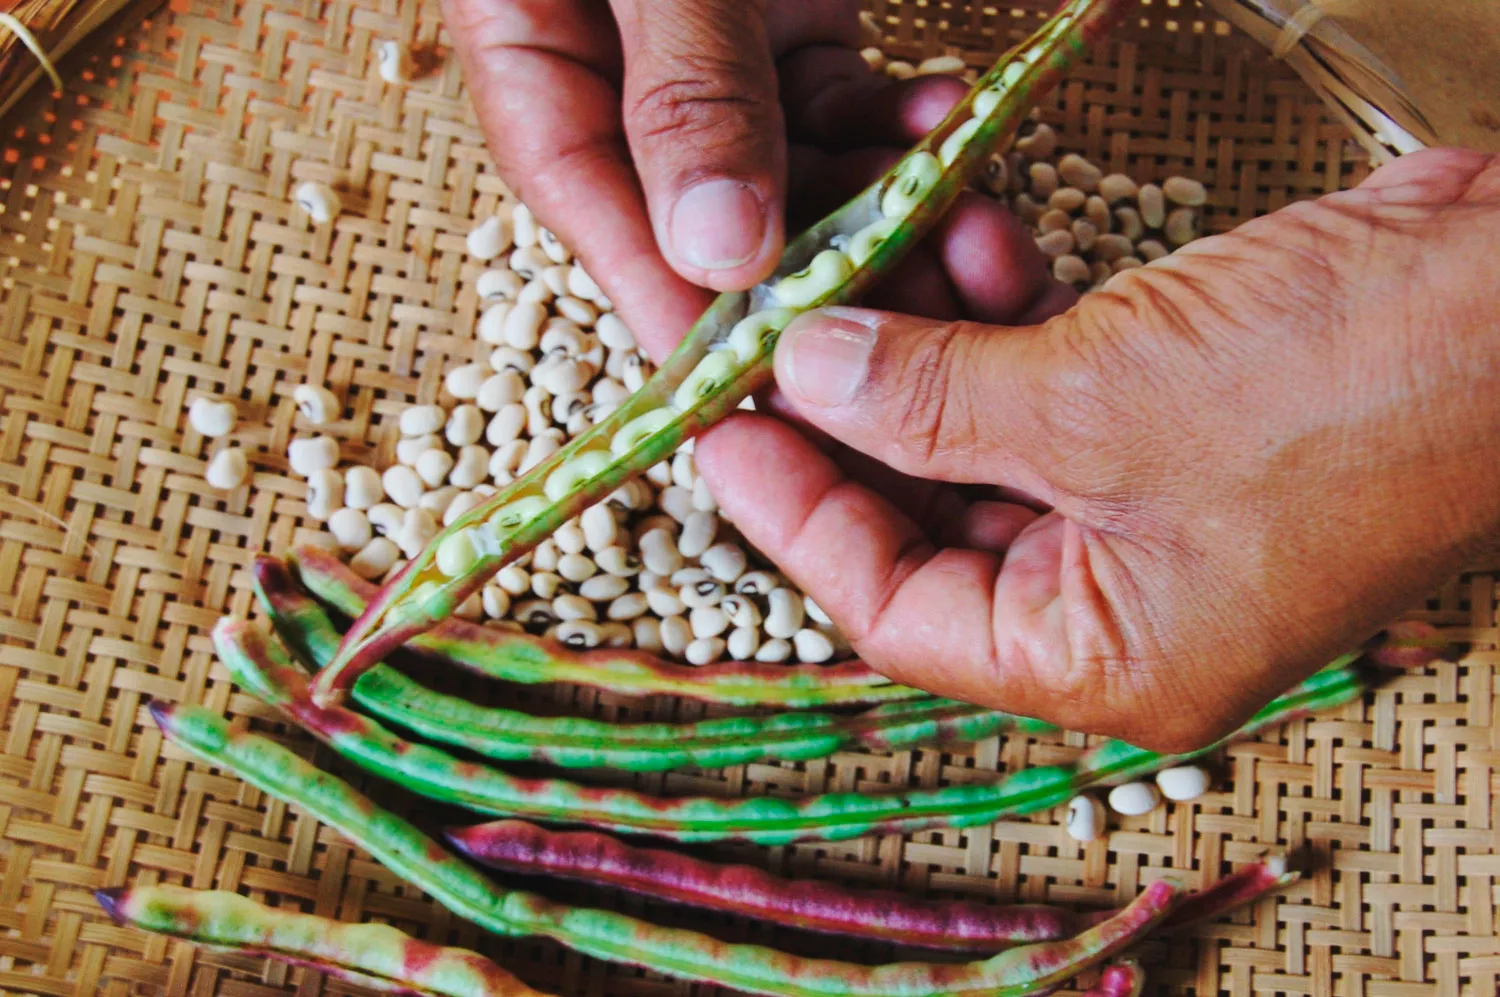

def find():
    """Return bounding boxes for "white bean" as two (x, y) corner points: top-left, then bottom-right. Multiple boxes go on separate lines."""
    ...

(454, 593), (484, 622)
(478, 302), (513, 345)
(608, 409), (674, 457)
(596, 546), (640, 576)
(1065, 795), (1105, 842)
(480, 406), (524, 450)
(489, 346), (534, 376)
(288, 435), (339, 475)
(847, 218), (900, 268)
(490, 440), (526, 483)
(632, 617), (663, 652)
(436, 528), (480, 576)
(556, 620), (603, 649)
(671, 567), (710, 588)
(540, 322), (585, 356)
(444, 404), (484, 447)
(685, 637), (725, 666)
(205, 447), (248, 490)
(538, 265), (569, 297)
(477, 268), (523, 303)
(595, 313), (635, 351)
(764, 588), (805, 639)
(530, 570), (562, 600)
(1163, 176), (1208, 207)
(509, 246), (548, 281)
(543, 450), (611, 500)
(400, 405), (445, 436)
(725, 308), (797, 364)
(445, 364), (487, 401)
(305, 469), (343, 521)
(523, 385), (552, 437)
(497, 564), (531, 595)
(622, 353), (649, 392)
(719, 594), (761, 629)
(293, 385), (340, 424)
(382, 465), (425, 508)
(367, 503), (403, 538)
(521, 434), (561, 472)
(771, 249), (853, 310)
(481, 585), (511, 619)
(554, 593), (596, 622)
(579, 504), (618, 552)
(488, 495), (549, 533)
(503, 301), (546, 351)
(672, 351), (740, 411)
(1155, 765), (1210, 802)
(293, 181), (341, 224)
(881, 151), (942, 218)
(337, 466), (381, 511)
(804, 596), (832, 625)
(700, 543), (746, 583)
(658, 486), (695, 524)
(350, 537), (400, 579)
(512, 203), (538, 247)
(734, 571), (778, 596)
(645, 585), (686, 618)
(679, 578), (725, 610)
(754, 637), (792, 662)
(477, 372), (525, 413)
(449, 445), (489, 489)
(1107, 782), (1161, 817)
(394, 507), (438, 558)
(556, 552), (596, 583)
(727, 626), (760, 660)
(516, 278), (552, 307)
(691, 477), (717, 513)
(444, 490), (485, 526)
(466, 216), (511, 260)
(536, 358), (591, 396)
(677, 511), (716, 559)
(660, 615), (691, 656)
(415, 449), (454, 488)
(555, 295), (597, 326)
(639, 528), (683, 576)
(567, 264), (603, 302)
(575, 573), (625, 602)
(938, 117), (982, 168)
(792, 628), (834, 663)
(690, 606), (730, 639)
(514, 600), (557, 629)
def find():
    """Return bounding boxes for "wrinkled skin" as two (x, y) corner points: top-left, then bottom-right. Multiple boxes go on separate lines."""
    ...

(442, 0), (1500, 751)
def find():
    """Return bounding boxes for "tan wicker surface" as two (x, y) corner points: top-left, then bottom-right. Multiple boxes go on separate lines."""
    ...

(1, 0), (1496, 995)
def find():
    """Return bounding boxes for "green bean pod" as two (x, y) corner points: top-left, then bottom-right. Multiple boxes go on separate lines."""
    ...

(150, 697), (1183, 997)
(96, 885), (553, 997)
(255, 555), (1028, 770)
(215, 617), (1375, 845)
(290, 546), (924, 708)
(314, 0), (1137, 707)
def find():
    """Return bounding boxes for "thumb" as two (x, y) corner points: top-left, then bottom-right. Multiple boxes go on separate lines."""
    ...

(611, 0), (786, 290)
(772, 306), (1077, 495)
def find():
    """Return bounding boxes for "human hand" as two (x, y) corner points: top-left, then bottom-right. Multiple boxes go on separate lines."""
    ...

(697, 148), (1500, 751)
(439, 0), (1011, 357)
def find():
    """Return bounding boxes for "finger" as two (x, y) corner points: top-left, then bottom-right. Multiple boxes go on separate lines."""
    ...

(770, 306), (1077, 496)
(611, 0), (787, 290)
(439, 0), (707, 360)
(934, 191), (1076, 324)
(693, 414), (1205, 741)
(778, 46), (969, 150)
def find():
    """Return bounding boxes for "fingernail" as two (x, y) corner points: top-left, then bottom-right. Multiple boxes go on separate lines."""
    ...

(780, 309), (876, 408)
(669, 178), (765, 270)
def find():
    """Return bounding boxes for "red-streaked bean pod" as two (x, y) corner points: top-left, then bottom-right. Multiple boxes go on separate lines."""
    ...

(289, 546), (923, 708)
(96, 884), (553, 997)
(215, 617), (1375, 845)
(448, 821), (1300, 952)
(254, 555), (1022, 771)
(313, 0), (1138, 707)
(151, 697), (1184, 997)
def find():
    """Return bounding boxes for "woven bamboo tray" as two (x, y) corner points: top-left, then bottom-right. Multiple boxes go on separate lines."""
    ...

(0, 0), (1496, 995)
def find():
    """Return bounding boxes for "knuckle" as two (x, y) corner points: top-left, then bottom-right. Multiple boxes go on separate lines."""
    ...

(626, 56), (777, 149)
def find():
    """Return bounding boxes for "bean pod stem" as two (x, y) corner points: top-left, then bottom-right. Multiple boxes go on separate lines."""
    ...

(215, 616), (1375, 845)
(313, 0), (1137, 707)
(96, 885), (553, 997)
(150, 697), (1182, 997)
(290, 546), (923, 708)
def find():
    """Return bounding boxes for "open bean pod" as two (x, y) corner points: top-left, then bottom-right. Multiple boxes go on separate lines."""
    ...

(151, 697), (1184, 997)
(313, 0), (1138, 706)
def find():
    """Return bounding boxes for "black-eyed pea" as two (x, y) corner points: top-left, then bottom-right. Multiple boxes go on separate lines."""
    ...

(1137, 183), (1166, 228)
(765, 588), (805, 639)
(1057, 154), (1102, 192)
(349, 537), (400, 579)
(205, 447), (248, 490)
(305, 469), (343, 521)
(415, 449), (454, 489)
(685, 636), (726, 666)
(880, 151), (942, 218)
(792, 627), (835, 663)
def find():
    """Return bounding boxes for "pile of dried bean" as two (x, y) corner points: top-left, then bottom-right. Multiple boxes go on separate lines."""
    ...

(116, 3), (1457, 994)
